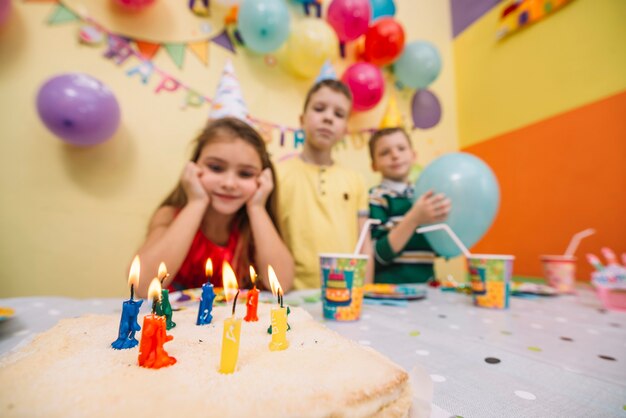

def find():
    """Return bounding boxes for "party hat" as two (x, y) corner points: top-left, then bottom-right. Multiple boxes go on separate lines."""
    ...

(379, 94), (403, 129)
(314, 60), (337, 83)
(209, 59), (250, 122)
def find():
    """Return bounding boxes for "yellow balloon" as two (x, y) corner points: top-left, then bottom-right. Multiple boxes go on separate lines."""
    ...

(286, 18), (338, 78)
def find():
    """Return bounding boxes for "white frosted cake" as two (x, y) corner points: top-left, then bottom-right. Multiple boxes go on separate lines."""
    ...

(0, 304), (412, 417)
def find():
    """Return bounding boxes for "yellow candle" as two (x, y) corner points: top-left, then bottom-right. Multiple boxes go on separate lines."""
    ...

(219, 316), (242, 374)
(218, 261), (241, 374)
(268, 265), (289, 351)
(269, 306), (289, 351)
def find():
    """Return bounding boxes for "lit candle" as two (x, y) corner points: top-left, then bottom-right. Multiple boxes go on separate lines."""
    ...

(197, 258), (216, 325)
(138, 278), (177, 369)
(268, 266), (289, 351)
(244, 266), (259, 322)
(111, 255), (144, 350)
(219, 261), (241, 374)
(154, 262), (176, 330)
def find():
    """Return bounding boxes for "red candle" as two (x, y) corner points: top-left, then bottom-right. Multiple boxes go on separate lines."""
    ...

(138, 278), (176, 369)
(244, 266), (259, 322)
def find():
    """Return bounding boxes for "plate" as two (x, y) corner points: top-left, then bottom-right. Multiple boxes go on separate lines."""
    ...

(0, 307), (15, 321)
(363, 284), (427, 301)
(511, 282), (558, 296)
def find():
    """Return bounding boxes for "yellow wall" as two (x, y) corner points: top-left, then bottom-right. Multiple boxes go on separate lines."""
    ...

(0, 0), (460, 297)
(454, 0), (626, 148)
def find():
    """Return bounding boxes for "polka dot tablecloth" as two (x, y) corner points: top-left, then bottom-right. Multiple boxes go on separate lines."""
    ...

(1, 286), (625, 417)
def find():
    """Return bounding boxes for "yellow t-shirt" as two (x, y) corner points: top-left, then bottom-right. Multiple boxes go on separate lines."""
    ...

(277, 157), (368, 289)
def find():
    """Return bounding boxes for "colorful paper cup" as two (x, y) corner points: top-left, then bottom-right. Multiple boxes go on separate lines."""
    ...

(540, 255), (576, 294)
(467, 254), (514, 309)
(320, 253), (368, 321)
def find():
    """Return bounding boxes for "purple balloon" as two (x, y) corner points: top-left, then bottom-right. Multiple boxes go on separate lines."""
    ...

(36, 73), (121, 146)
(0, 0), (11, 26)
(411, 89), (441, 129)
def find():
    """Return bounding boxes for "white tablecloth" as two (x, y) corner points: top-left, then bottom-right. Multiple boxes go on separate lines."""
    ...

(1, 286), (625, 417)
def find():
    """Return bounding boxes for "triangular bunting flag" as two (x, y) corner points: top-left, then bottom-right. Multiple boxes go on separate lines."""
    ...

(188, 40), (209, 66)
(211, 29), (236, 54)
(164, 43), (185, 69)
(189, 0), (210, 17)
(136, 41), (160, 60)
(47, 4), (79, 25)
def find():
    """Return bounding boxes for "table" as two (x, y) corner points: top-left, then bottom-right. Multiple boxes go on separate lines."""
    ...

(1, 286), (625, 417)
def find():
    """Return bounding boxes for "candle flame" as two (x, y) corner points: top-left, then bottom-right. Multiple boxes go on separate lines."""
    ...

(222, 261), (238, 303)
(249, 266), (256, 285)
(205, 258), (213, 278)
(128, 255), (140, 289)
(147, 278), (162, 303)
(158, 262), (168, 281)
(268, 265), (282, 298)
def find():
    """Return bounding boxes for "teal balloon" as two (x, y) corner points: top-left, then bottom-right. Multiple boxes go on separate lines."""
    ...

(370, 0), (396, 20)
(414, 152), (500, 258)
(238, 0), (290, 54)
(393, 41), (441, 89)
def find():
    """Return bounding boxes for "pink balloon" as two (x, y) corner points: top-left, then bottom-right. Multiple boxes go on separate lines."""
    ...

(0, 0), (12, 27)
(341, 62), (384, 112)
(115, 0), (155, 10)
(327, 0), (371, 43)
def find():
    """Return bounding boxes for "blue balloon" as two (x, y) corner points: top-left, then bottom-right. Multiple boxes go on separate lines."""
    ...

(414, 153), (500, 258)
(369, 0), (395, 20)
(393, 40), (441, 89)
(238, 0), (290, 54)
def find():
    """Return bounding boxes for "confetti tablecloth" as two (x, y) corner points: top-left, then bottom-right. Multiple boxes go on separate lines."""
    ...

(1, 286), (625, 417)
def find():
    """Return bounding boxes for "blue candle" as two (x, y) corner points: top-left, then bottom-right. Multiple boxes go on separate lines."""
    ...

(197, 258), (216, 325)
(112, 255), (143, 349)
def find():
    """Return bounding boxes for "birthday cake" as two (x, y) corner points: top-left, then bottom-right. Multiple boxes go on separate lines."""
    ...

(0, 304), (412, 417)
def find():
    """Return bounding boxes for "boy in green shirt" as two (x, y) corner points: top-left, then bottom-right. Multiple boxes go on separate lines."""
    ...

(368, 128), (451, 284)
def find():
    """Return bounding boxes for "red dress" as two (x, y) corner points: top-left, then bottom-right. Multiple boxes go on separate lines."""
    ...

(169, 228), (240, 291)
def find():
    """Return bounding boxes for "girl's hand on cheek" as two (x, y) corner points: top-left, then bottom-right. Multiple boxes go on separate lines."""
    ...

(247, 168), (273, 210)
(181, 162), (209, 204)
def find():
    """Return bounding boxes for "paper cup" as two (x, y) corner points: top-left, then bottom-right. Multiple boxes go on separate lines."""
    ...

(320, 253), (368, 321)
(467, 254), (514, 309)
(540, 255), (576, 294)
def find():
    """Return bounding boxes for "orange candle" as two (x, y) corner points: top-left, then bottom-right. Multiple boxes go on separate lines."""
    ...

(138, 278), (176, 369)
(244, 266), (259, 322)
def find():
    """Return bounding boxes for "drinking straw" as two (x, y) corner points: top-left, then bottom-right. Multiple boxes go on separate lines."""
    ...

(601, 247), (618, 265)
(354, 219), (382, 254)
(564, 228), (595, 256)
(416, 224), (471, 258)
(586, 253), (604, 271)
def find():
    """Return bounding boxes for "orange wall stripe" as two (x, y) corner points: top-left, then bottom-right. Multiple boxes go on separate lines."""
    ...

(463, 90), (626, 282)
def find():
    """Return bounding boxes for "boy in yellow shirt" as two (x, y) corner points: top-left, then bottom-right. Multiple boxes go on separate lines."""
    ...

(277, 79), (369, 289)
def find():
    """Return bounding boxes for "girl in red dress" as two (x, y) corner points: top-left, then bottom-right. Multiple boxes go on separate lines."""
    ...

(133, 117), (294, 297)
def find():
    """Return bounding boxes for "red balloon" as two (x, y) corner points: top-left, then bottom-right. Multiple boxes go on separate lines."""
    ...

(363, 17), (405, 66)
